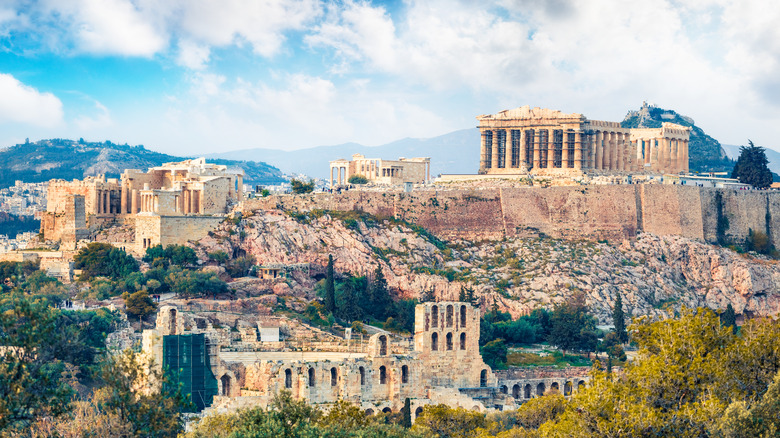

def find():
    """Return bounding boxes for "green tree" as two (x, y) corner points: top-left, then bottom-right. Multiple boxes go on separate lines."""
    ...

(123, 289), (157, 323)
(348, 174), (369, 184)
(226, 255), (256, 278)
(325, 255), (335, 313)
(612, 293), (628, 343)
(208, 250), (229, 264)
(481, 338), (508, 369)
(74, 242), (139, 281)
(721, 303), (737, 334)
(401, 397), (412, 428)
(290, 178), (315, 194)
(731, 141), (773, 189)
(413, 404), (487, 438)
(547, 295), (599, 354)
(336, 276), (363, 322)
(96, 349), (190, 437)
(369, 265), (392, 320)
(0, 295), (74, 432)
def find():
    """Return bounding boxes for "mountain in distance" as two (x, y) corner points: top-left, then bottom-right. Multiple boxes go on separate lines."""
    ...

(209, 129), (481, 180)
(622, 102), (732, 173)
(0, 138), (285, 188)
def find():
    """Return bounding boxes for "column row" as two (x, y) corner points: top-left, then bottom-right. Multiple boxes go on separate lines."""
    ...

(633, 137), (689, 173)
(94, 189), (119, 215)
(480, 128), (585, 172)
(585, 130), (636, 172)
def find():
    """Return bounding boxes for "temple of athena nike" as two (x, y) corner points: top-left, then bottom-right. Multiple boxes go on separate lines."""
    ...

(477, 106), (690, 175)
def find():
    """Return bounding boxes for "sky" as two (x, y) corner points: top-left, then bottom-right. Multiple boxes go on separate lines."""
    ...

(0, 0), (779, 156)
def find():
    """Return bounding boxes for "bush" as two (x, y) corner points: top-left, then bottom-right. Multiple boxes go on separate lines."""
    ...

(348, 174), (368, 184)
(290, 178), (315, 194)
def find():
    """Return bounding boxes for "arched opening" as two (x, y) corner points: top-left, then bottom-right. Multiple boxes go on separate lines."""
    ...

(446, 305), (453, 327)
(480, 369), (487, 388)
(551, 382), (559, 393)
(536, 382), (545, 396)
(379, 366), (387, 384)
(512, 384), (520, 399)
(379, 335), (387, 356)
(459, 332), (466, 350)
(431, 332), (438, 351)
(359, 366), (365, 385)
(578, 380), (586, 390)
(382, 407), (392, 414)
(500, 385), (508, 394)
(446, 332), (453, 350)
(220, 374), (231, 396)
(415, 407), (423, 416)
(564, 381), (572, 396)
(460, 305), (467, 327)
(169, 308), (176, 335)
(471, 406), (480, 412)
(524, 384), (531, 399)
(365, 409), (374, 416)
(331, 367), (338, 386)
(402, 365), (409, 383)
(308, 368), (315, 387)
(285, 369), (292, 389)
(431, 306), (438, 327)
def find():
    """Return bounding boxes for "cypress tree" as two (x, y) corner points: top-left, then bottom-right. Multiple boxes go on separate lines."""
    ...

(401, 397), (412, 428)
(613, 293), (628, 343)
(325, 255), (335, 313)
(369, 265), (392, 320)
(722, 303), (737, 334)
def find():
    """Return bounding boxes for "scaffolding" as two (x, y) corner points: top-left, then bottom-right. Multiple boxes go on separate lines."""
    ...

(162, 333), (218, 412)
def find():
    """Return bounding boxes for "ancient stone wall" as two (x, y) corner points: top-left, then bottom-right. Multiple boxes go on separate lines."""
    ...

(135, 215), (223, 254)
(245, 186), (780, 247)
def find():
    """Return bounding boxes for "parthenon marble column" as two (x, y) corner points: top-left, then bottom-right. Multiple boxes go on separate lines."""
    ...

(480, 132), (488, 171)
(532, 130), (541, 169)
(504, 130), (512, 169)
(519, 130), (527, 170)
(561, 130), (570, 169)
(546, 129), (554, 168)
(574, 130), (582, 170)
(491, 130), (499, 170)
(616, 133), (624, 171)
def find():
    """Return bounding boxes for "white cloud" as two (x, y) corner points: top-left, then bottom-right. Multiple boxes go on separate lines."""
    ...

(74, 99), (112, 131)
(0, 73), (63, 128)
(176, 40), (211, 70)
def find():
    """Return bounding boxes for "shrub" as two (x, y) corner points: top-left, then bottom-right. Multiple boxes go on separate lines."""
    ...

(348, 174), (368, 184)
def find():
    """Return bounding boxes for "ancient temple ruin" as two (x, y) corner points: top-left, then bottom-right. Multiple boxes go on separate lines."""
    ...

(141, 301), (589, 417)
(41, 158), (243, 252)
(329, 154), (431, 187)
(477, 106), (690, 175)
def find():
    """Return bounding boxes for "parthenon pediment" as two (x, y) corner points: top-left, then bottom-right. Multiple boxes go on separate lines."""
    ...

(477, 106), (584, 121)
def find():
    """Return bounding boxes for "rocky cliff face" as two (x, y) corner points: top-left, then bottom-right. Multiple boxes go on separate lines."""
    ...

(196, 209), (780, 324)
(622, 102), (731, 173)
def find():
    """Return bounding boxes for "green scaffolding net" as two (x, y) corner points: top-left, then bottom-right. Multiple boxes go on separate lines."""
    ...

(162, 333), (219, 412)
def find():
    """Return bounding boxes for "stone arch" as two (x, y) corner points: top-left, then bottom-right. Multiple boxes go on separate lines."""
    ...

(359, 366), (365, 385)
(415, 407), (423, 416)
(308, 368), (316, 387)
(446, 332), (453, 350)
(379, 366), (387, 384)
(536, 382), (545, 396)
(379, 335), (387, 356)
(459, 332), (466, 350)
(402, 365), (409, 383)
(330, 367), (338, 386)
(480, 369), (487, 388)
(551, 382), (559, 392)
(471, 405), (481, 412)
(220, 374), (231, 396)
(512, 384), (520, 399)
(382, 407), (392, 414)
(169, 308), (177, 335)
(499, 385), (508, 394)
(460, 305), (467, 328)
(578, 380), (586, 390)
(365, 409), (374, 416)
(446, 305), (453, 327)
(524, 384), (531, 399)
(564, 381), (572, 396)
(431, 332), (438, 351)
(284, 369), (292, 389)
(431, 305), (438, 327)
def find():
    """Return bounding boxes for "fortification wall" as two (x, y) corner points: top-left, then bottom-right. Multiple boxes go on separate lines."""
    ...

(243, 186), (780, 247)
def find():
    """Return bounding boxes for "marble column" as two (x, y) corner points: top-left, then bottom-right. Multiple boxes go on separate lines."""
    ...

(684, 140), (689, 173)
(121, 185), (127, 214)
(594, 131), (603, 170)
(479, 131), (488, 172)
(131, 189), (137, 214)
(519, 130), (527, 169)
(574, 130), (582, 170)
(506, 130), (515, 169)
(190, 190), (197, 214)
(491, 130), (500, 170)
(616, 133), (624, 171)
(532, 130), (541, 169)
(603, 132), (611, 170)
(561, 130), (570, 169)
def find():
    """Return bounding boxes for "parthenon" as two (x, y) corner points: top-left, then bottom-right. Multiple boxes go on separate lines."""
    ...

(477, 106), (690, 175)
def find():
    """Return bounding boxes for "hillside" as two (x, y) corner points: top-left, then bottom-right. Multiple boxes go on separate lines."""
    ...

(190, 208), (780, 323)
(208, 129), (480, 179)
(0, 138), (285, 188)
(622, 102), (732, 172)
